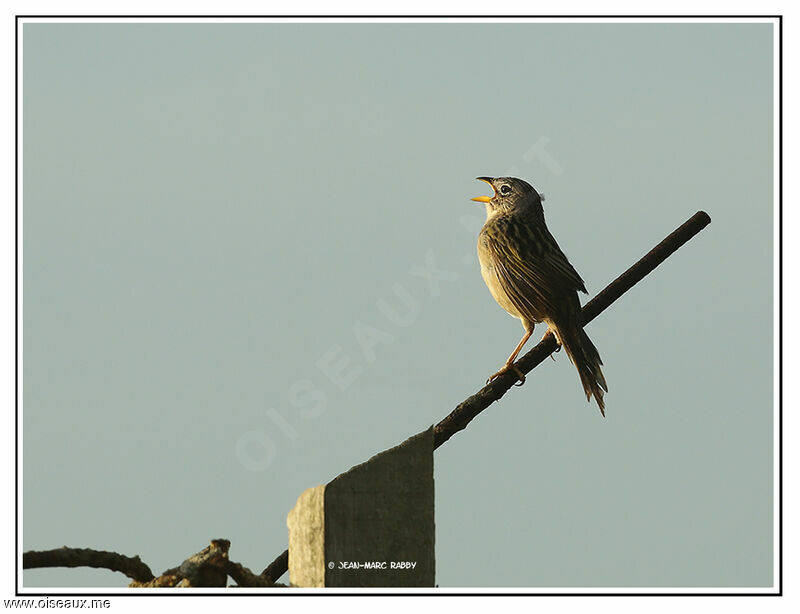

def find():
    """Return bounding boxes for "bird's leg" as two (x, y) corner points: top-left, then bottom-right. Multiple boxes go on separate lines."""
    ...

(544, 325), (562, 360)
(487, 329), (532, 386)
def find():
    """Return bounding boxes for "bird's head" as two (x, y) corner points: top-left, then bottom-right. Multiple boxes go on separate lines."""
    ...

(471, 176), (544, 217)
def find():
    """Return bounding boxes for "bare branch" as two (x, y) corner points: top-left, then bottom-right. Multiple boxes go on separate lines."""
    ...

(225, 559), (280, 587)
(24, 539), (279, 587)
(130, 539), (232, 587)
(23, 547), (155, 583)
(261, 549), (289, 584)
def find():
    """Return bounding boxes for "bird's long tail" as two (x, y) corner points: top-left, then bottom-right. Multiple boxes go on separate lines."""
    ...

(552, 321), (608, 416)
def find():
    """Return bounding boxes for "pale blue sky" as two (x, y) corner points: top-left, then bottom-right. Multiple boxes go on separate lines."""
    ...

(22, 20), (774, 588)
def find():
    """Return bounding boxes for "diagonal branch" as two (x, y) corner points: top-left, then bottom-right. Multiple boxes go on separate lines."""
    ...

(261, 210), (712, 582)
(434, 210), (712, 448)
(261, 548), (289, 583)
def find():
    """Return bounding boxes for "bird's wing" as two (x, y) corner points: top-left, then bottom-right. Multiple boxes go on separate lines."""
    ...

(483, 223), (587, 322)
(539, 227), (588, 294)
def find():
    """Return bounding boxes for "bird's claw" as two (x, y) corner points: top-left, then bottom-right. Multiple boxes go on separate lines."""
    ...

(487, 363), (526, 386)
(549, 337), (562, 361)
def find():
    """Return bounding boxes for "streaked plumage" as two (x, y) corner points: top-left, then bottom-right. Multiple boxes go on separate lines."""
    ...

(472, 176), (608, 415)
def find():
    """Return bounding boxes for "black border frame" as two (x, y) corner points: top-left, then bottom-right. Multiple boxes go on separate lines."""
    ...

(14, 13), (783, 598)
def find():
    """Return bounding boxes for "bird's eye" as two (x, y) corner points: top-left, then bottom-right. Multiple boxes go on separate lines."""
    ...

(499, 184), (512, 195)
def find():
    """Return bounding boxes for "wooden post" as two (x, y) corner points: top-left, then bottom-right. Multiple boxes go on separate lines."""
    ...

(287, 427), (435, 587)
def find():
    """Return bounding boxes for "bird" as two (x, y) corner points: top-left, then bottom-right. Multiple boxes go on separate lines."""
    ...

(471, 176), (608, 415)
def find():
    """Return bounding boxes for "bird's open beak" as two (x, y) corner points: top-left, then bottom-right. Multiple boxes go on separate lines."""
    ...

(471, 177), (495, 203)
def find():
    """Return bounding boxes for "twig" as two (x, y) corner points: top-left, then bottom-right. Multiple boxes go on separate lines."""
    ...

(261, 549), (289, 584)
(22, 546), (155, 583)
(24, 539), (279, 587)
(226, 559), (280, 587)
(260, 210), (712, 582)
(130, 539), (279, 587)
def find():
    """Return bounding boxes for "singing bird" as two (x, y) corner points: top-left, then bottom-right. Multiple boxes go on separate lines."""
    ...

(472, 177), (608, 415)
